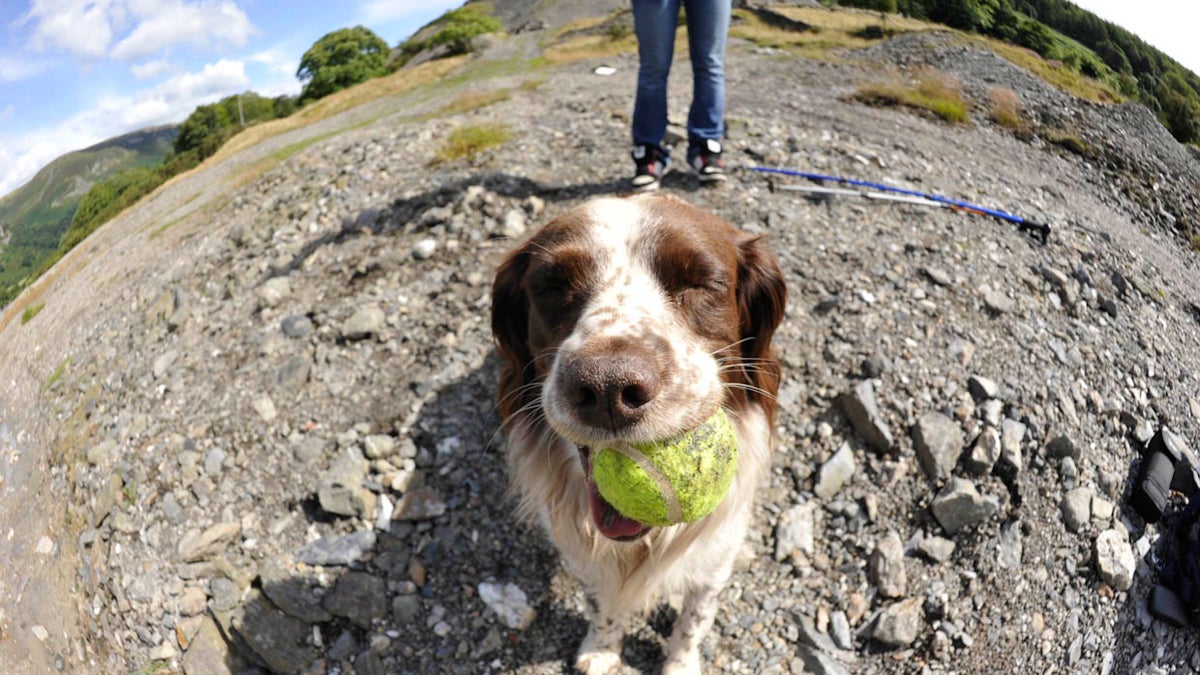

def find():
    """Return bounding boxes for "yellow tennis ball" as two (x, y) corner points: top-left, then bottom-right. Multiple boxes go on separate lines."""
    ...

(592, 409), (739, 527)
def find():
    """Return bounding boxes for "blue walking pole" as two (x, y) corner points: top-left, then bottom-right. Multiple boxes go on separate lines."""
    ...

(750, 166), (1051, 244)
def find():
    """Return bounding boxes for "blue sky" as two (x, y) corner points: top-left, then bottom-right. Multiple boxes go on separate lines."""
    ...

(1, 2), (1198, 200)
(0, 0), (463, 197)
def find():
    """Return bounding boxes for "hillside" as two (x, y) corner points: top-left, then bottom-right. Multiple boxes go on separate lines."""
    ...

(1, 4), (1200, 675)
(0, 125), (177, 301)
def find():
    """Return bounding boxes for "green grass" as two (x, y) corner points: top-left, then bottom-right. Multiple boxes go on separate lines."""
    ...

(435, 123), (512, 162)
(1041, 127), (1093, 156)
(44, 357), (71, 392)
(987, 87), (1024, 130)
(20, 301), (44, 324)
(431, 89), (511, 118)
(855, 70), (970, 124)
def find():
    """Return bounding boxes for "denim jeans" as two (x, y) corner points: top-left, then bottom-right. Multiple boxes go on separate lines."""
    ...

(631, 0), (730, 159)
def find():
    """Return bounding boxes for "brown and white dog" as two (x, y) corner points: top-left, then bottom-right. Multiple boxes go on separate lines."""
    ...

(491, 193), (786, 673)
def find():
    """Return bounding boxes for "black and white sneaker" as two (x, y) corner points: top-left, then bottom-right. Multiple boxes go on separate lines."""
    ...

(631, 144), (667, 191)
(689, 138), (726, 183)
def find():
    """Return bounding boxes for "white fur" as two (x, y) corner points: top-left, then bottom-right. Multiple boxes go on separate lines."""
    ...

(501, 196), (779, 673)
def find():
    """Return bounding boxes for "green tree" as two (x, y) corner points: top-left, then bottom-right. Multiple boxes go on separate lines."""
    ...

(297, 26), (389, 103)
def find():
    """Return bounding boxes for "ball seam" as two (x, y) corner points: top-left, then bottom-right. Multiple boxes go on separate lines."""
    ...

(610, 443), (683, 523)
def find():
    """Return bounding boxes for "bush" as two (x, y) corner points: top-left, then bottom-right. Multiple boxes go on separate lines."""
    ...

(297, 26), (390, 103)
(399, 4), (503, 63)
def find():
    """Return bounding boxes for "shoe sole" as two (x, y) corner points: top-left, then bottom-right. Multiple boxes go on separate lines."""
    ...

(697, 172), (727, 183)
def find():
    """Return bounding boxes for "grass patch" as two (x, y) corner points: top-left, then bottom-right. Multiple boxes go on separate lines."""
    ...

(987, 87), (1024, 130)
(1041, 127), (1093, 156)
(209, 57), (466, 165)
(436, 123), (512, 162)
(977, 36), (1121, 104)
(730, 6), (930, 61)
(44, 357), (71, 392)
(541, 32), (639, 64)
(21, 301), (45, 324)
(855, 69), (969, 124)
(433, 89), (511, 118)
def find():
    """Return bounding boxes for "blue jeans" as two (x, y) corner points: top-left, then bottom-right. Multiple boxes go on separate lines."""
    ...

(631, 0), (730, 158)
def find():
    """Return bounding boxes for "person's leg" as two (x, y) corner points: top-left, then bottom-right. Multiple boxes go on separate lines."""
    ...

(683, 0), (730, 147)
(632, 0), (681, 149)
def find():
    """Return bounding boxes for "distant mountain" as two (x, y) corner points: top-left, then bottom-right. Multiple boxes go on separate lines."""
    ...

(0, 125), (177, 295)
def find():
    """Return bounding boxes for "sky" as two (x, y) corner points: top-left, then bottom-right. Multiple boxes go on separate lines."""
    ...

(0, 0), (463, 198)
(1, 2), (1199, 200)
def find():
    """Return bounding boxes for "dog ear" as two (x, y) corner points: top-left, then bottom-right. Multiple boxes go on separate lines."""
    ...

(492, 247), (534, 421)
(736, 233), (787, 411)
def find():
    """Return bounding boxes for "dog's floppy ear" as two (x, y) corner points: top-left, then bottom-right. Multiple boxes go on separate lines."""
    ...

(492, 246), (534, 421)
(736, 233), (787, 412)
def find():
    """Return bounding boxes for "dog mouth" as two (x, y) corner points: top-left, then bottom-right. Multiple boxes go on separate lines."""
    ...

(580, 446), (652, 541)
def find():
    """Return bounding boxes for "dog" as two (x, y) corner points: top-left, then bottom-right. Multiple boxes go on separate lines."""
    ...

(491, 193), (786, 673)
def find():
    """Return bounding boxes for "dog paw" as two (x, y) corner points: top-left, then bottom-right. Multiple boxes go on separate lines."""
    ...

(575, 649), (622, 675)
(662, 648), (702, 675)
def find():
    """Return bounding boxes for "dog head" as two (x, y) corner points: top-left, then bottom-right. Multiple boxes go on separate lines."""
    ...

(492, 193), (786, 538)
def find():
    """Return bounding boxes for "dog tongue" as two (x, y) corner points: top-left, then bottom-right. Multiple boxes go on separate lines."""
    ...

(582, 447), (650, 541)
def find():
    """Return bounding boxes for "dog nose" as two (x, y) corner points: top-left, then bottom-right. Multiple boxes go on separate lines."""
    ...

(560, 351), (660, 430)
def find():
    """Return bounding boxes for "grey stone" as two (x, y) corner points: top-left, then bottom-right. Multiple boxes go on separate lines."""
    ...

(967, 375), (999, 402)
(259, 556), (333, 623)
(1094, 529), (1135, 591)
(1000, 419), (1026, 472)
(363, 434), (396, 459)
(1045, 434), (1080, 461)
(980, 399), (1004, 426)
(872, 597), (924, 646)
(257, 277), (291, 308)
(931, 478), (1000, 535)
(840, 380), (894, 453)
(775, 503), (817, 562)
(232, 589), (320, 673)
(180, 616), (233, 675)
(912, 412), (964, 482)
(341, 304), (386, 340)
(296, 530), (376, 567)
(152, 349), (179, 379)
(318, 447), (376, 518)
(392, 594), (422, 625)
(281, 314), (313, 339)
(830, 611), (853, 650)
(274, 355), (311, 392)
(393, 486), (446, 521)
(204, 447), (227, 477)
(210, 577), (240, 612)
(87, 440), (118, 466)
(178, 522), (240, 563)
(998, 519), (1023, 569)
(501, 209), (527, 238)
(1062, 487), (1094, 533)
(478, 581), (536, 629)
(982, 289), (1015, 313)
(323, 571), (388, 628)
(965, 426), (1001, 475)
(917, 536), (956, 563)
(814, 443), (856, 499)
(294, 436), (327, 463)
(869, 531), (907, 598)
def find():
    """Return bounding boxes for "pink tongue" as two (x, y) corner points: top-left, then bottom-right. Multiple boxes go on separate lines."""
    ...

(582, 448), (650, 541)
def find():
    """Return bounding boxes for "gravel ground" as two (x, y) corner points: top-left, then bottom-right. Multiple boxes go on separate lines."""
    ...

(2, 18), (1200, 675)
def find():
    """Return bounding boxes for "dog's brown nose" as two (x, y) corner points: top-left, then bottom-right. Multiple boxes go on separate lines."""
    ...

(560, 349), (660, 431)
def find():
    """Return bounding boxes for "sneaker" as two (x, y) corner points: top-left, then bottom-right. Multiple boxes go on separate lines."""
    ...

(631, 144), (667, 191)
(689, 138), (726, 183)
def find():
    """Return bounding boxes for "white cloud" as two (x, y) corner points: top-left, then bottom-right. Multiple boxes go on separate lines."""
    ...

(21, 0), (256, 62)
(22, 0), (122, 60)
(0, 105), (14, 123)
(0, 56), (46, 83)
(130, 58), (172, 79)
(111, 0), (255, 61)
(0, 58), (249, 198)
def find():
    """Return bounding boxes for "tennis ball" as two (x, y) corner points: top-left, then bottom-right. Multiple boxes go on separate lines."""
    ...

(592, 409), (739, 527)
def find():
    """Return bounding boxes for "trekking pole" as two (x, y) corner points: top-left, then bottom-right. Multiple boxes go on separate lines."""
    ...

(778, 184), (948, 209)
(751, 166), (1051, 244)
